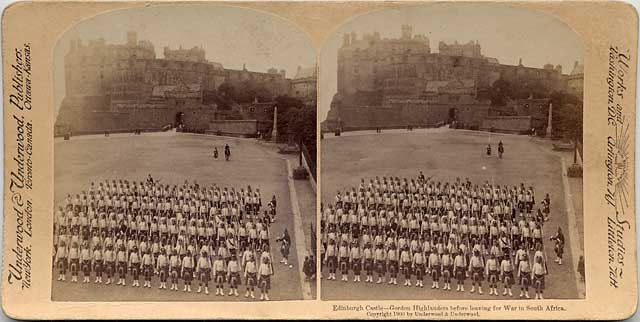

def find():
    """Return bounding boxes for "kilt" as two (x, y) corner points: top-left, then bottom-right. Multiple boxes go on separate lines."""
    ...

(199, 268), (211, 282)
(503, 271), (514, 284)
(415, 263), (425, 278)
(388, 260), (398, 275)
(105, 261), (115, 276)
(171, 267), (180, 280)
(471, 267), (484, 281)
(183, 267), (193, 282)
(352, 260), (362, 274)
(520, 272), (531, 286)
(455, 267), (466, 281)
(93, 260), (103, 274)
(339, 257), (349, 273)
(533, 274), (545, 290)
(364, 259), (374, 273)
(215, 271), (226, 284)
(158, 266), (168, 281)
(259, 275), (271, 290)
(430, 265), (440, 280)
(143, 264), (153, 278)
(376, 261), (386, 274)
(246, 272), (257, 286)
(442, 265), (453, 279)
(70, 259), (80, 273)
(229, 272), (241, 286)
(327, 256), (337, 272)
(131, 267), (140, 279)
(82, 260), (91, 274)
(401, 262), (412, 277)
(57, 258), (69, 273)
(488, 270), (499, 283)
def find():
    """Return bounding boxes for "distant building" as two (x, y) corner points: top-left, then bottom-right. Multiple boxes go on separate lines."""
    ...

(567, 60), (584, 98)
(56, 32), (312, 135)
(291, 65), (317, 104)
(323, 25), (579, 132)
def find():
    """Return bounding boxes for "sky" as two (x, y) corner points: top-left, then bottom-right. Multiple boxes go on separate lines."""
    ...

(319, 3), (584, 121)
(53, 5), (316, 114)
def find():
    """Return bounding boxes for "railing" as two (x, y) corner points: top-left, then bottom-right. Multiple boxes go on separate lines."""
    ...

(310, 223), (317, 260)
(301, 142), (316, 181)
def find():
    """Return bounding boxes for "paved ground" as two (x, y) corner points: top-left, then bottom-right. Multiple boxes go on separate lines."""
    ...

(320, 128), (584, 300)
(52, 132), (307, 301)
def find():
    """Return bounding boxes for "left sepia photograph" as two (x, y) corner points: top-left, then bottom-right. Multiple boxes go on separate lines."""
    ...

(52, 5), (317, 302)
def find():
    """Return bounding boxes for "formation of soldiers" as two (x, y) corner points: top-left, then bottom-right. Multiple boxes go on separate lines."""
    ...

(53, 177), (283, 301)
(321, 172), (564, 300)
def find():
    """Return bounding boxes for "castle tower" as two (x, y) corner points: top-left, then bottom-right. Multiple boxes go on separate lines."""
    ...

(343, 33), (351, 47)
(126, 31), (137, 46)
(401, 25), (413, 40)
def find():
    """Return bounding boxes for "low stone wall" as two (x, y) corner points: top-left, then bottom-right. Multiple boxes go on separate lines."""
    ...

(54, 106), (217, 135)
(480, 116), (532, 134)
(327, 103), (490, 131)
(207, 120), (257, 137)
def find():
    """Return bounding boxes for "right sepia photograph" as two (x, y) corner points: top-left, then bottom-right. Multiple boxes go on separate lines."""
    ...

(319, 3), (585, 301)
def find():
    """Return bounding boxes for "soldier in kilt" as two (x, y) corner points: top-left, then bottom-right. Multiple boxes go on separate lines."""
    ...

(469, 249), (484, 294)
(169, 250), (180, 291)
(156, 251), (169, 289)
(213, 254), (226, 296)
(400, 246), (412, 286)
(92, 245), (103, 284)
(441, 248), (453, 290)
(412, 246), (426, 288)
(243, 253), (258, 298)
(454, 249), (467, 291)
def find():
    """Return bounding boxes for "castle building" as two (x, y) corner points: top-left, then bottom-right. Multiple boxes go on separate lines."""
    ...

(567, 60), (584, 98)
(291, 65), (317, 105)
(56, 32), (314, 135)
(324, 26), (576, 132)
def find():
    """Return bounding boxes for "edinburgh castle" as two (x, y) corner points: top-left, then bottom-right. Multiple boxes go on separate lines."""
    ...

(323, 25), (583, 133)
(55, 32), (316, 136)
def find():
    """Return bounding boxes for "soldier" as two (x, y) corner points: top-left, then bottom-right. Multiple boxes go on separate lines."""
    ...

(428, 249), (440, 289)
(468, 249), (484, 294)
(517, 253), (532, 298)
(258, 256), (273, 301)
(129, 246), (141, 287)
(350, 241), (362, 282)
(116, 245), (128, 286)
(550, 227), (565, 265)
(156, 250), (169, 289)
(212, 254), (226, 296)
(500, 255), (514, 296)
(243, 252), (258, 298)
(141, 250), (154, 288)
(169, 250), (181, 291)
(196, 251), (212, 294)
(55, 240), (68, 281)
(80, 242), (92, 283)
(486, 253), (500, 296)
(92, 244), (103, 284)
(68, 242), (80, 283)
(227, 255), (241, 296)
(181, 250), (194, 292)
(454, 248), (467, 292)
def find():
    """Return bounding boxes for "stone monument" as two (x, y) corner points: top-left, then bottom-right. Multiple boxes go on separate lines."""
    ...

(271, 106), (278, 142)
